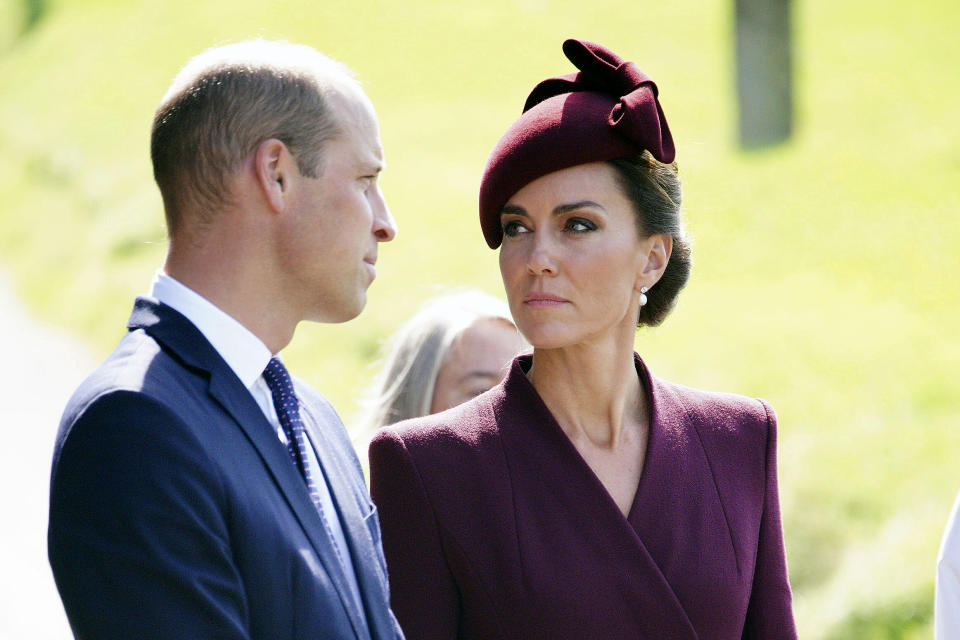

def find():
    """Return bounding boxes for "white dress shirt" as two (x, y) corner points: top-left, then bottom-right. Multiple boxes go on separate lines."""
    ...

(149, 272), (362, 602)
(937, 490), (960, 638)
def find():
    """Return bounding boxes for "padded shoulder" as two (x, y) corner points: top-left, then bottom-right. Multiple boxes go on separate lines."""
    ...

(652, 377), (773, 451)
(384, 386), (502, 452)
(56, 330), (204, 449)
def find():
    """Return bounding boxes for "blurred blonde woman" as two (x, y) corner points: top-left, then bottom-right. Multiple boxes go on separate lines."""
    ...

(358, 290), (527, 436)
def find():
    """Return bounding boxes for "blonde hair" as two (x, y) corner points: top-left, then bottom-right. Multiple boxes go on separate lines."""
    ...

(151, 39), (361, 233)
(357, 290), (518, 436)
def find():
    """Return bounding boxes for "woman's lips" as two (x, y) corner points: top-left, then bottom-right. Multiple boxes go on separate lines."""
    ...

(523, 293), (568, 307)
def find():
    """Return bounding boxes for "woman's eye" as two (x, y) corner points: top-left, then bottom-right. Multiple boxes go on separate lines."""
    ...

(566, 218), (596, 233)
(502, 220), (529, 237)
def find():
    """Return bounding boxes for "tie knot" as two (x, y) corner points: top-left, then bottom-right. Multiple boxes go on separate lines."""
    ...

(263, 357), (296, 400)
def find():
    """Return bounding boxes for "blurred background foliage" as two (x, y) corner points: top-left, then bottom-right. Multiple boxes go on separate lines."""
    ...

(1, 0), (958, 636)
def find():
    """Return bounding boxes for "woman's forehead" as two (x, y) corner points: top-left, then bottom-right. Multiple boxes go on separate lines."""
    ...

(504, 163), (624, 209)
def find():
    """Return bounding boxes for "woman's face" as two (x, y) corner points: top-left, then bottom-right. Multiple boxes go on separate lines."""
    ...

(430, 318), (527, 414)
(498, 162), (667, 350)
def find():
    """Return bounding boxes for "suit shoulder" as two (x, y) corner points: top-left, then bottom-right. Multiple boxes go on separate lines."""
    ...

(56, 330), (213, 461)
(369, 392), (511, 527)
(378, 391), (500, 451)
(63, 330), (198, 419)
(369, 393), (505, 484)
(63, 331), (163, 418)
(655, 377), (775, 447)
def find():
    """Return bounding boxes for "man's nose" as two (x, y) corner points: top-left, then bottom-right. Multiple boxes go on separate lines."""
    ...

(371, 188), (397, 242)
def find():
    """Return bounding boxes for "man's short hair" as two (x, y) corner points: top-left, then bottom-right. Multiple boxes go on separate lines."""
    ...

(150, 40), (360, 234)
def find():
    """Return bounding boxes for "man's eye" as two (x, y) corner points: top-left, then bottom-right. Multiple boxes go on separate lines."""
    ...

(502, 220), (529, 237)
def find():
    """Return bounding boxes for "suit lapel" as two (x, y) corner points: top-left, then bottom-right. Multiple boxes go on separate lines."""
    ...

(129, 298), (367, 640)
(207, 376), (368, 640)
(628, 358), (742, 628)
(496, 355), (698, 639)
(298, 406), (394, 640)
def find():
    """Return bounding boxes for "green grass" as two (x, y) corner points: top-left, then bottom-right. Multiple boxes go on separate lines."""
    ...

(2, 0), (958, 636)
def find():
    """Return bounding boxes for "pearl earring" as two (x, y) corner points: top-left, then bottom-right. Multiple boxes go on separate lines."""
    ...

(639, 286), (649, 308)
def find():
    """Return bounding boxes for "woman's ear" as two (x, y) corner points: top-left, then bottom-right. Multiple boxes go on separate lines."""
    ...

(254, 138), (292, 213)
(637, 234), (673, 290)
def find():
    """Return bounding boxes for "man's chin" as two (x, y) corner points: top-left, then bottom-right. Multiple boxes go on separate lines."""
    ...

(310, 294), (366, 324)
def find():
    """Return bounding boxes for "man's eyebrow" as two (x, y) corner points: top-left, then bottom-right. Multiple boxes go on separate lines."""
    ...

(500, 201), (607, 217)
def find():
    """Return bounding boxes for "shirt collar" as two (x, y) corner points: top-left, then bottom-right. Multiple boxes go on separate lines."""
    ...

(149, 271), (273, 389)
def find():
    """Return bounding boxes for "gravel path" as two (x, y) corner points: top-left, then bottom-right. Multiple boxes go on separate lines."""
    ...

(0, 275), (90, 639)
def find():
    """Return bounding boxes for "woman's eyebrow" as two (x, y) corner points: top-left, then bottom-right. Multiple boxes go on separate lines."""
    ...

(553, 201), (606, 215)
(501, 201), (606, 217)
(500, 204), (528, 217)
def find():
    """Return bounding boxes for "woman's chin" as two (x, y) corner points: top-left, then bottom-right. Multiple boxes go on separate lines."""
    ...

(522, 330), (579, 352)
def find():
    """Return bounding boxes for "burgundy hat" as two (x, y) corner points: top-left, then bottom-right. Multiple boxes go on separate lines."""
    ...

(478, 39), (675, 248)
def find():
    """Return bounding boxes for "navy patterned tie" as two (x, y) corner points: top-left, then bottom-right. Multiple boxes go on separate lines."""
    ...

(262, 357), (346, 565)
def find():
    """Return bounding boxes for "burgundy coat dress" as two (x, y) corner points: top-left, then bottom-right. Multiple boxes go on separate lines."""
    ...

(368, 354), (798, 639)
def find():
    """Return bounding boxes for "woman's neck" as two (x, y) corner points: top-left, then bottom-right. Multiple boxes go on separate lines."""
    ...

(528, 334), (645, 451)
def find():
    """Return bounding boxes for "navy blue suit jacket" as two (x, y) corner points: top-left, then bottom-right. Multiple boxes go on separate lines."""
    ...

(48, 298), (402, 640)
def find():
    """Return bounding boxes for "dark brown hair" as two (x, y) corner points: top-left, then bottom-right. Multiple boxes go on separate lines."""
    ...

(608, 151), (692, 327)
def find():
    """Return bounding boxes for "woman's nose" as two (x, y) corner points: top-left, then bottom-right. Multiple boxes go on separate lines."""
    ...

(527, 234), (557, 276)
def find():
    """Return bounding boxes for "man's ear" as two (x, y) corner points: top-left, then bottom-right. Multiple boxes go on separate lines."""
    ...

(637, 234), (673, 290)
(254, 138), (293, 213)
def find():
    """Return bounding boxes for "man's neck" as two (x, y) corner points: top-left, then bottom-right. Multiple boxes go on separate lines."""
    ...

(164, 246), (295, 355)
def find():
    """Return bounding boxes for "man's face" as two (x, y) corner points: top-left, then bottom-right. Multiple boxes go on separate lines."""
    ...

(277, 93), (397, 323)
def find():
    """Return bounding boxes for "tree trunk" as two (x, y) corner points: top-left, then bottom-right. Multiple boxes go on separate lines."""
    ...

(735, 0), (793, 148)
